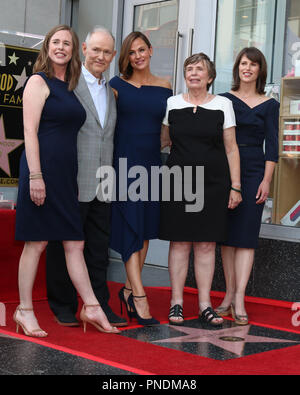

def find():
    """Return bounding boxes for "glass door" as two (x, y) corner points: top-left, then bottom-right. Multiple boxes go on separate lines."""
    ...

(214, 0), (277, 94)
(120, 0), (196, 267)
(123, 0), (197, 95)
(131, 0), (179, 89)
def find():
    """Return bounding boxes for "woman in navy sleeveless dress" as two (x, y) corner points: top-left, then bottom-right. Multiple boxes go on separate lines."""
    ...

(14, 25), (119, 338)
(110, 32), (172, 325)
(216, 48), (279, 325)
(16, 73), (85, 241)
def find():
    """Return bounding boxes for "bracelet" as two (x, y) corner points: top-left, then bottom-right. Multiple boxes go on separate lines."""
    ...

(231, 186), (242, 193)
(29, 172), (43, 180)
(30, 171), (42, 175)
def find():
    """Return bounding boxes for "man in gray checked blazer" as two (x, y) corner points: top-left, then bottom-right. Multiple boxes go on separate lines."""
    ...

(46, 27), (127, 327)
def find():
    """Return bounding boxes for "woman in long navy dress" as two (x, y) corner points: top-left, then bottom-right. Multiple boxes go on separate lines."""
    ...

(14, 25), (119, 337)
(110, 32), (172, 325)
(217, 47), (279, 324)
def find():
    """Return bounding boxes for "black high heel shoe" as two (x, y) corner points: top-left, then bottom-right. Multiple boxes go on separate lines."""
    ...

(118, 287), (136, 319)
(128, 294), (160, 326)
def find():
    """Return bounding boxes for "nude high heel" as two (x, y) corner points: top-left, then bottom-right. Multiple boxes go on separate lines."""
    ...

(231, 303), (249, 326)
(13, 306), (48, 338)
(215, 305), (232, 317)
(80, 304), (120, 334)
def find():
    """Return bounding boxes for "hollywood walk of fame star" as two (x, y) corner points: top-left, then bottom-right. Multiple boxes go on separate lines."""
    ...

(13, 67), (28, 92)
(153, 324), (299, 357)
(0, 115), (24, 177)
(8, 52), (19, 65)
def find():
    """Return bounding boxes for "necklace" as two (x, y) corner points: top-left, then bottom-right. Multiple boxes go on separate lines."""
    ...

(130, 74), (153, 87)
(236, 90), (256, 100)
(238, 93), (253, 99)
(187, 92), (210, 113)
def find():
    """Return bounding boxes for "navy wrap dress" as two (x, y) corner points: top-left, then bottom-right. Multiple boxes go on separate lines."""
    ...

(220, 93), (279, 248)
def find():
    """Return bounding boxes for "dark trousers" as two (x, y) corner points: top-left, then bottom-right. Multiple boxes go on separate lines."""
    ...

(46, 198), (111, 316)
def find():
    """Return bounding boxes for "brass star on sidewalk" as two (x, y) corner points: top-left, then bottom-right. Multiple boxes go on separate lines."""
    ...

(154, 325), (299, 357)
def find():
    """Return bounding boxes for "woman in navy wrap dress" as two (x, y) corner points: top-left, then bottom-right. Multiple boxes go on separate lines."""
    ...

(216, 48), (279, 325)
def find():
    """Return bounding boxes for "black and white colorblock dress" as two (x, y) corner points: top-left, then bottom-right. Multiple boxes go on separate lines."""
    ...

(159, 94), (236, 243)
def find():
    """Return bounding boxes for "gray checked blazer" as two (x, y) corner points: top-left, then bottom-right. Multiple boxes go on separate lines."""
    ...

(74, 73), (117, 202)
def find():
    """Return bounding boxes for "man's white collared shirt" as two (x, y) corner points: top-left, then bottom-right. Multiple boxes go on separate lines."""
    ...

(82, 64), (107, 128)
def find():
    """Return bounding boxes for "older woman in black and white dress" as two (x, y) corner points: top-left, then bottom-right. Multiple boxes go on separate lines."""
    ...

(160, 53), (242, 326)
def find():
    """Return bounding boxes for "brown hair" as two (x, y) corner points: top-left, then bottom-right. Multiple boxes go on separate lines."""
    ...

(183, 53), (216, 90)
(232, 47), (267, 94)
(119, 31), (152, 80)
(33, 25), (81, 91)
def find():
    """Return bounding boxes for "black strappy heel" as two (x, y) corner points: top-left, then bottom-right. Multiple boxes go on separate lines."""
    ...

(128, 294), (160, 326)
(118, 286), (137, 319)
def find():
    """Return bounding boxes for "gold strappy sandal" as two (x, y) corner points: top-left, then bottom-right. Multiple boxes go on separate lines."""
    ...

(13, 306), (48, 338)
(80, 304), (120, 334)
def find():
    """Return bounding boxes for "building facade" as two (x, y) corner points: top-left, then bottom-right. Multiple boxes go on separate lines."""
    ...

(0, 0), (299, 300)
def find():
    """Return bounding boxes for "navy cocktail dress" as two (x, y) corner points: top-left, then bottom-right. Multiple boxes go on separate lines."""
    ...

(109, 76), (172, 262)
(220, 93), (279, 248)
(15, 73), (86, 241)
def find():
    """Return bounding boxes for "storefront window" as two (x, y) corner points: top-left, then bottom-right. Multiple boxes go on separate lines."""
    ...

(0, 0), (61, 49)
(0, 0), (62, 203)
(274, 2), (300, 232)
(214, 0), (276, 94)
(214, 0), (300, 238)
(283, 0), (300, 76)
